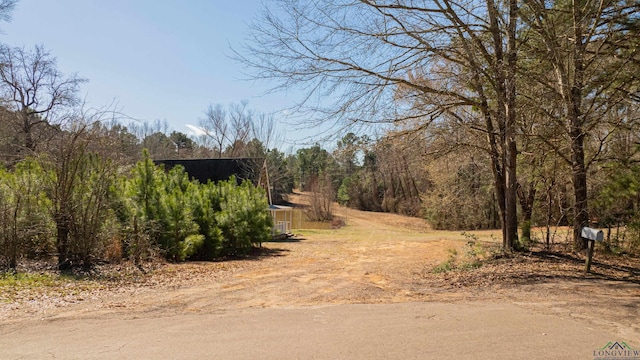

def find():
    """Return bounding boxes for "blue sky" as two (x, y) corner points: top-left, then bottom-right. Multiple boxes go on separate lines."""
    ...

(1, 0), (311, 151)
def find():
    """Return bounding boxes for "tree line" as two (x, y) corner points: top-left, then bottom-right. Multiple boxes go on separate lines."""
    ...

(277, 122), (639, 255)
(239, 0), (640, 251)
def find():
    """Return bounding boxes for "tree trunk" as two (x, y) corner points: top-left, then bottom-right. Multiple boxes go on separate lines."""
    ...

(518, 182), (536, 242)
(56, 212), (71, 269)
(504, 0), (519, 250)
(9, 207), (18, 270)
(517, 182), (536, 225)
(505, 138), (518, 249)
(21, 111), (35, 152)
(571, 128), (589, 249)
(569, 0), (588, 250)
(486, 0), (518, 250)
(486, 114), (508, 246)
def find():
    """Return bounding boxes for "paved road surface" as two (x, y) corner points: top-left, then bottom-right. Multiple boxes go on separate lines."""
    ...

(0, 302), (617, 359)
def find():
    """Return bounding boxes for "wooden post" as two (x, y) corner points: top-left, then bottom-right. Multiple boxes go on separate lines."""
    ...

(581, 227), (603, 274)
(585, 239), (595, 273)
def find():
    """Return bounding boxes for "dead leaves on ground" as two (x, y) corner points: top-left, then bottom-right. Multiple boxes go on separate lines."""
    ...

(422, 247), (640, 290)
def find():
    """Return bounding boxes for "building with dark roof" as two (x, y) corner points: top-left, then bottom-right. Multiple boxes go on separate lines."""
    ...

(154, 158), (263, 185)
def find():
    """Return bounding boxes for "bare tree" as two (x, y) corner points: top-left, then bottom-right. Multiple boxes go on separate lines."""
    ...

(198, 102), (253, 158)
(127, 119), (170, 140)
(199, 104), (229, 157)
(199, 102), (284, 158)
(226, 101), (253, 157)
(252, 112), (283, 152)
(0, 45), (86, 153)
(40, 115), (122, 269)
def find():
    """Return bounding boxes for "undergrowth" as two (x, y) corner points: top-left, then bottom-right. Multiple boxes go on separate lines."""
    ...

(432, 232), (494, 273)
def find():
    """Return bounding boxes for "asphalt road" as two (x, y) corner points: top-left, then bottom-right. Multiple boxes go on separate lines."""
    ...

(0, 302), (618, 359)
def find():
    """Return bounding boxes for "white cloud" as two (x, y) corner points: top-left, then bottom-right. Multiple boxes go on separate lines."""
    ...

(185, 124), (208, 136)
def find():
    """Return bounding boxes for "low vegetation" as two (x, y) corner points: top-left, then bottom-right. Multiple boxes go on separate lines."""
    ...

(432, 233), (495, 273)
(0, 148), (272, 270)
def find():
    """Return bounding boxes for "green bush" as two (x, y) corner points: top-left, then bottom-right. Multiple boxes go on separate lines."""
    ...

(216, 177), (272, 256)
(190, 182), (223, 260)
(126, 153), (272, 261)
(0, 149), (274, 268)
(127, 152), (202, 261)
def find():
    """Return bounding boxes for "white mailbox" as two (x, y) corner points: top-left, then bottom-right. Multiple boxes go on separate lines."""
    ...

(581, 227), (604, 242)
(582, 226), (603, 273)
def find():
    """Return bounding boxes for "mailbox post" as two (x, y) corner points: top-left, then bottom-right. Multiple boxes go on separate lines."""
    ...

(581, 227), (604, 273)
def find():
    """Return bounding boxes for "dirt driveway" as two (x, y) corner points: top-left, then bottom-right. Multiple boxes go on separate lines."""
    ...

(1, 194), (639, 358)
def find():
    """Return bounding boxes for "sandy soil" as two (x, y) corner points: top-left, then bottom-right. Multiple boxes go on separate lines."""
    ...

(1, 193), (639, 342)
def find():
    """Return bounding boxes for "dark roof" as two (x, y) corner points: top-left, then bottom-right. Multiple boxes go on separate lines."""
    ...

(154, 158), (263, 184)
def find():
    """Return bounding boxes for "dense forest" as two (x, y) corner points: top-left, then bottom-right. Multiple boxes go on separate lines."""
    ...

(1, 0), (639, 270)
